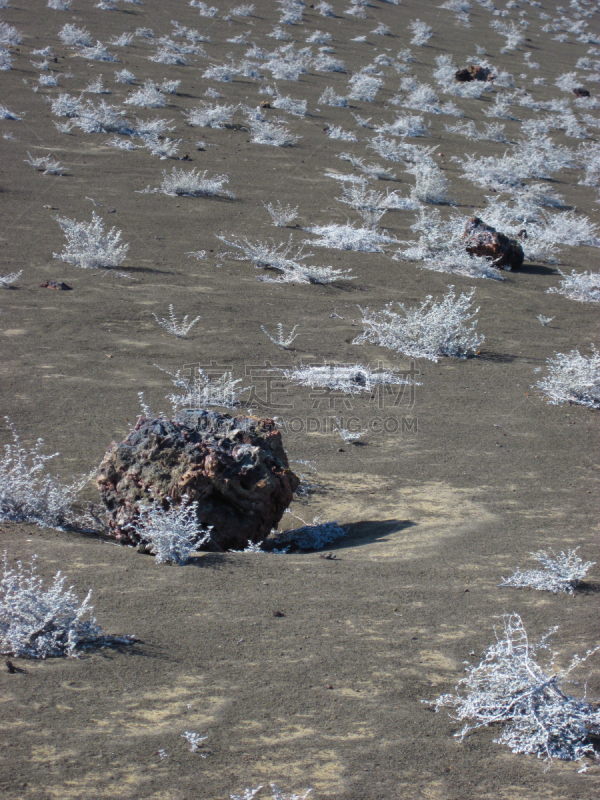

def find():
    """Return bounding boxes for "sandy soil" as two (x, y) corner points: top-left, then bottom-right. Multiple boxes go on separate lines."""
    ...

(0, 0), (599, 798)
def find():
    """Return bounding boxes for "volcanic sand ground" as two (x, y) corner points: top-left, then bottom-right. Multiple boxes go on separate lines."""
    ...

(1, 0), (599, 798)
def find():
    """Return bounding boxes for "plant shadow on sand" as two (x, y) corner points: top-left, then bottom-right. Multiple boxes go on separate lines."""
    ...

(321, 518), (416, 550)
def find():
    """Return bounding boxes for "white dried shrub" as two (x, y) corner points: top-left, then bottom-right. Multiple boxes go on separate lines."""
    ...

(85, 76), (110, 94)
(261, 323), (299, 348)
(433, 614), (600, 766)
(338, 153), (396, 181)
(0, 552), (133, 658)
(306, 30), (332, 44)
(0, 419), (88, 530)
(555, 72), (584, 92)
(125, 81), (165, 108)
(54, 212), (129, 270)
(38, 73), (59, 87)
(347, 73), (383, 102)
(190, 1), (218, 16)
(0, 104), (20, 120)
(160, 367), (249, 412)
(25, 153), (65, 175)
(153, 305), (200, 337)
(547, 270), (600, 303)
(304, 223), (397, 253)
(157, 168), (234, 198)
(217, 233), (354, 284)
(282, 363), (414, 394)
(115, 69), (135, 84)
(79, 42), (118, 62)
(353, 287), (483, 361)
(231, 3), (254, 16)
(326, 125), (357, 142)
(0, 45), (13, 70)
(313, 51), (345, 73)
(272, 93), (307, 116)
(264, 201), (298, 227)
(184, 102), (236, 128)
(500, 549), (595, 594)
(248, 118), (300, 146)
(444, 120), (507, 142)
(0, 270), (22, 288)
(406, 163), (450, 204)
(536, 347), (600, 408)
(58, 23), (93, 47)
(110, 33), (134, 47)
(142, 135), (182, 159)
(409, 19), (433, 45)
(74, 100), (132, 134)
(318, 87), (348, 107)
(376, 115), (429, 138)
(136, 496), (211, 565)
(48, 0), (72, 8)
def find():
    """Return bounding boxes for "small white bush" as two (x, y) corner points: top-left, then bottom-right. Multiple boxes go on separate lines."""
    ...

(537, 347), (600, 408)
(0, 104), (20, 120)
(184, 102), (236, 128)
(157, 168), (234, 198)
(25, 153), (65, 175)
(433, 614), (600, 766)
(153, 305), (200, 337)
(0, 419), (88, 530)
(318, 87), (348, 107)
(326, 125), (357, 142)
(115, 68), (136, 84)
(264, 201), (298, 227)
(79, 41), (118, 62)
(500, 549), (595, 595)
(0, 552), (133, 658)
(409, 19), (433, 46)
(347, 73), (383, 102)
(406, 163), (450, 204)
(353, 287), (483, 361)
(547, 270), (600, 303)
(272, 93), (307, 116)
(248, 118), (300, 146)
(261, 323), (299, 349)
(124, 81), (165, 108)
(376, 114), (429, 138)
(0, 270), (22, 288)
(304, 223), (397, 252)
(136, 496), (211, 565)
(282, 363), (414, 394)
(58, 23), (92, 47)
(54, 212), (129, 270)
(160, 367), (249, 412)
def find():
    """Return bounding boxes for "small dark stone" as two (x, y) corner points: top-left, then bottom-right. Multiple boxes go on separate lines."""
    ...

(259, 101), (271, 108)
(573, 88), (590, 98)
(455, 65), (494, 82)
(273, 611), (286, 617)
(40, 281), (72, 290)
(463, 216), (524, 270)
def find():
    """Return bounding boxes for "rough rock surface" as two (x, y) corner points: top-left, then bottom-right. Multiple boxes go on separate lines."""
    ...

(455, 65), (494, 82)
(463, 216), (525, 270)
(97, 410), (299, 550)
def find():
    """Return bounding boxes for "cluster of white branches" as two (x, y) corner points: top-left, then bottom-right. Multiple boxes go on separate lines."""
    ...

(433, 614), (600, 766)
(158, 366), (250, 413)
(536, 347), (600, 408)
(136, 496), (212, 565)
(152, 168), (235, 198)
(500, 549), (595, 595)
(394, 208), (502, 280)
(281, 363), (414, 395)
(409, 19), (433, 46)
(231, 784), (311, 800)
(25, 152), (65, 175)
(264, 201), (298, 227)
(53, 212), (129, 270)
(318, 87), (348, 106)
(0, 552), (133, 658)
(184, 102), (237, 128)
(304, 223), (397, 253)
(0, 419), (88, 530)
(0, 270), (22, 288)
(444, 120), (507, 142)
(153, 305), (200, 338)
(247, 116), (300, 146)
(261, 323), (299, 349)
(375, 114), (429, 138)
(353, 287), (484, 362)
(217, 234), (355, 284)
(347, 73), (383, 102)
(547, 270), (600, 304)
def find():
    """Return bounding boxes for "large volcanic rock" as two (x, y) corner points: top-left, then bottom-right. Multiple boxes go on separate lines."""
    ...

(97, 410), (299, 550)
(463, 216), (525, 270)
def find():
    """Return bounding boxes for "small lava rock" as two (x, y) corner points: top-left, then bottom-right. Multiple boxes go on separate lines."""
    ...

(40, 281), (72, 290)
(463, 216), (524, 270)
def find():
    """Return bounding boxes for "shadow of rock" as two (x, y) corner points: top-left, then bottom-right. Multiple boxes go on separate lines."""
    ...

(331, 518), (415, 549)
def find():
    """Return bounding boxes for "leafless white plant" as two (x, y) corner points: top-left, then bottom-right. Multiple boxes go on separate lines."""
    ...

(353, 287), (483, 361)
(125, 81), (166, 108)
(25, 152), (66, 175)
(0, 419), (90, 530)
(536, 346), (600, 408)
(79, 41), (118, 62)
(184, 102), (236, 128)
(537, 314), (554, 326)
(264, 201), (298, 227)
(326, 125), (357, 142)
(155, 168), (234, 198)
(0, 552), (133, 658)
(0, 270), (22, 288)
(432, 613), (600, 766)
(153, 305), (200, 338)
(272, 93), (307, 116)
(547, 270), (600, 303)
(0, 103), (20, 120)
(85, 75), (110, 94)
(347, 73), (383, 101)
(248, 117), (300, 146)
(500, 549), (595, 594)
(115, 68), (136, 84)
(409, 19), (433, 45)
(48, 0), (72, 8)
(318, 87), (348, 106)
(261, 323), (299, 349)
(54, 212), (129, 270)
(136, 496), (211, 564)
(282, 363), (414, 395)
(160, 366), (250, 412)
(181, 731), (208, 752)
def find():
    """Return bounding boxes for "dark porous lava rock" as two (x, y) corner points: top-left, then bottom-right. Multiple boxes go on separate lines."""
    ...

(455, 65), (494, 82)
(97, 410), (299, 550)
(463, 216), (525, 270)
